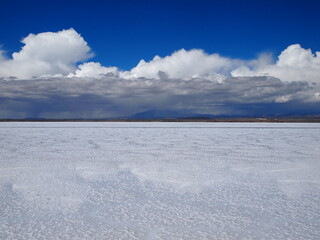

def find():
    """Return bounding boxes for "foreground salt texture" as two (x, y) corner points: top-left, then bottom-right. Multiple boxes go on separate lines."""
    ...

(0, 122), (320, 239)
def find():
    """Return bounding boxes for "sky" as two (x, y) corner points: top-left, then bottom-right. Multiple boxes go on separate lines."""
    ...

(0, 0), (320, 118)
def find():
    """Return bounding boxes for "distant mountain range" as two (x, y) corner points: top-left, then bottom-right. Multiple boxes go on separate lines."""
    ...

(126, 109), (320, 120)
(1, 109), (320, 122)
(127, 110), (215, 119)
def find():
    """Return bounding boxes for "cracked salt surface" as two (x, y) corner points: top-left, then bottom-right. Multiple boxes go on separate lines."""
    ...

(0, 122), (320, 239)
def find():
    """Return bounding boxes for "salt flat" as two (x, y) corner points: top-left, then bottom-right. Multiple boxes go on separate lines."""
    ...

(0, 122), (320, 239)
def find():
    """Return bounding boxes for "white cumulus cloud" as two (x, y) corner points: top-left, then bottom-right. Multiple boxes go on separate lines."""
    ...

(0, 28), (92, 79)
(121, 49), (241, 81)
(1, 29), (320, 87)
(68, 62), (119, 78)
(232, 44), (320, 83)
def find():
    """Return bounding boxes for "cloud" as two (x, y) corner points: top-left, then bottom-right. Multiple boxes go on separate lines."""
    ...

(121, 49), (242, 81)
(1, 29), (320, 85)
(0, 75), (319, 119)
(232, 44), (320, 83)
(68, 62), (119, 78)
(0, 29), (92, 79)
(0, 49), (6, 61)
(0, 29), (320, 118)
(122, 44), (320, 84)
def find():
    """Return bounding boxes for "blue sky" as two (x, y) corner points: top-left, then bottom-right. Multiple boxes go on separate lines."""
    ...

(0, 0), (320, 118)
(1, 0), (320, 70)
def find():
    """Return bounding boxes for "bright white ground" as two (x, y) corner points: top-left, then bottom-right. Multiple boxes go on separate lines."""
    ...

(0, 122), (320, 239)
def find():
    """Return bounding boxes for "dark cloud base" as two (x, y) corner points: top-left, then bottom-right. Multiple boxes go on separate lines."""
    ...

(0, 76), (319, 119)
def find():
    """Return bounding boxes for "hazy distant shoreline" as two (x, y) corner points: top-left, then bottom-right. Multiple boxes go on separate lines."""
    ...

(1, 117), (320, 123)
